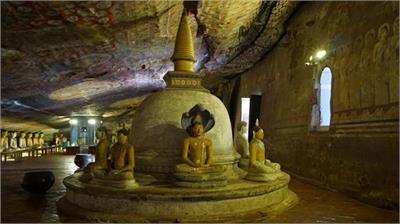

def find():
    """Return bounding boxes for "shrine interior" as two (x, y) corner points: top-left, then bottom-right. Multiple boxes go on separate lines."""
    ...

(1, 1), (399, 223)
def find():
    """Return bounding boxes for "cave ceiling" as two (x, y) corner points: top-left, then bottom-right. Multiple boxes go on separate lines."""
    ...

(1, 1), (299, 130)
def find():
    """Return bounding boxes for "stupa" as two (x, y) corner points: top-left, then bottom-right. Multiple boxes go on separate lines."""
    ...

(57, 9), (297, 222)
(130, 10), (240, 180)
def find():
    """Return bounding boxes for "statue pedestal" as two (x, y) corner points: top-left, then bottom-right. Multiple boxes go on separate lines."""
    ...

(57, 172), (297, 222)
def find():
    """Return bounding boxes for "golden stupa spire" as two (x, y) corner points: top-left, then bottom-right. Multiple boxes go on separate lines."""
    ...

(171, 9), (196, 72)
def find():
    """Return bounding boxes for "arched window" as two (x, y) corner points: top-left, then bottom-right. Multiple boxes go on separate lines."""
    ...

(311, 67), (332, 130)
(320, 67), (332, 127)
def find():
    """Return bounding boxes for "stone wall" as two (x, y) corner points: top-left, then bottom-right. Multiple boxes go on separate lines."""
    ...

(230, 1), (399, 209)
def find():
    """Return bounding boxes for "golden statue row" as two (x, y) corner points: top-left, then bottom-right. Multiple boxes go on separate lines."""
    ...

(0, 131), (47, 152)
(81, 104), (284, 187)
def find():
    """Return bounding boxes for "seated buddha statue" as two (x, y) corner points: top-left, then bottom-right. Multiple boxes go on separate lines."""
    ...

(93, 126), (109, 174)
(55, 134), (61, 146)
(18, 132), (27, 148)
(108, 128), (135, 180)
(80, 128), (137, 188)
(1, 130), (9, 152)
(32, 133), (39, 147)
(175, 104), (226, 188)
(26, 132), (33, 148)
(245, 119), (284, 182)
(59, 134), (64, 146)
(38, 132), (45, 147)
(9, 132), (19, 151)
(235, 121), (250, 169)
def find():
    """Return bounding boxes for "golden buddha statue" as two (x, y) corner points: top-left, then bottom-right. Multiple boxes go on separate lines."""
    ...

(19, 132), (27, 148)
(26, 132), (33, 148)
(175, 104), (226, 188)
(55, 133), (61, 146)
(59, 133), (64, 145)
(9, 132), (19, 151)
(245, 119), (283, 182)
(108, 128), (135, 180)
(94, 126), (109, 171)
(1, 130), (9, 152)
(81, 128), (137, 187)
(176, 104), (215, 171)
(235, 121), (250, 169)
(33, 132), (39, 147)
(38, 132), (45, 147)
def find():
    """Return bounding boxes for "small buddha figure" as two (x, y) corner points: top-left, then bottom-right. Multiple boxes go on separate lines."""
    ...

(245, 119), (284, 182)
(55, 134), (61, 146)
(235, 121), (250, 169)
(94, 126), (109, 172)
(33, 132), (40, 147)
(19, 132), (27, 148)
(1, 130), (9, 152)
(175, 104), (226, 188)
(108, 128), (135, 180)
(26, 132), (33, 148)
(9, 132), (19, 151)
(38, 132), (45, 147)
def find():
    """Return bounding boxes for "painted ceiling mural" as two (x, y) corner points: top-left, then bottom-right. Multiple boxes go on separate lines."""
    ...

(1, 1), (298, 129)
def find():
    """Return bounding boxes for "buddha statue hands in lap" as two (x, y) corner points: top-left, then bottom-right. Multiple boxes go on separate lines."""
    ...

(245, 119), (283, 182)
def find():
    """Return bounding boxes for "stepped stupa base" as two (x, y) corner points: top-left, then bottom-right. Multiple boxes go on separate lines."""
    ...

(57, 172), (298, 222)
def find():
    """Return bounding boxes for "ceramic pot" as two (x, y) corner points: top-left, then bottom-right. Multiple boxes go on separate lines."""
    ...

(21, 171), (55, 194)
(74, 153), (93, 169)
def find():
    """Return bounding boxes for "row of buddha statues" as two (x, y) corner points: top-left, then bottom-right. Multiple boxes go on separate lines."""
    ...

(0, 131), (66, 152)
(80, 104), (285, 188)
(0, 130), (45, 152)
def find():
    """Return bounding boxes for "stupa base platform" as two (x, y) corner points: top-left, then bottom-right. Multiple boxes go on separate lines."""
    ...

(57, 172), (298, 222)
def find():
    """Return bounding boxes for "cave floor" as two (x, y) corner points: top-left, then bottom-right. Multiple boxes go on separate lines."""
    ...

(1, 155), (398, 223)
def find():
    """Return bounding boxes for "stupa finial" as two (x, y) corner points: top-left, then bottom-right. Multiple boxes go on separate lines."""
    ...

(171, 9), (196, 72)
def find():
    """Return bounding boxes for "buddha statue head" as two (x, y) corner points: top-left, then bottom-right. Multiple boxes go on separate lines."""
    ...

(27, 132), (32, 138)
(33, 132), (39, 138)
(117, 129), (129, 144)
(96, 126), (108, 141)
(378, 23), (390, 41)
(20, 132), (26, 138)
(191, 120), (204, 137)
(1, 130), (8, 138)
(39, 132), (44, 138)
(253, 119), (264, 140)
(11, 132), (17, 138)
(237, 121), (247, 135)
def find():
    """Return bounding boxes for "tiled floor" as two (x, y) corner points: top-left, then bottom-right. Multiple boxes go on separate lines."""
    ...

(1, 155), (398, 223)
